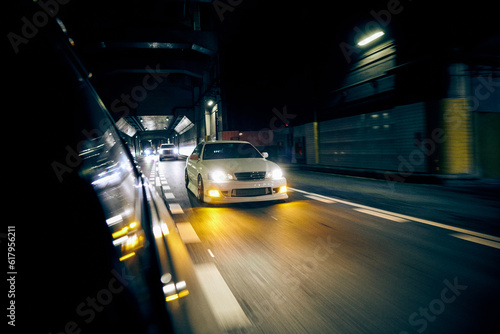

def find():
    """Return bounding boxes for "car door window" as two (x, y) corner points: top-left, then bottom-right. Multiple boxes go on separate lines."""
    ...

(191, 143), (203, 159)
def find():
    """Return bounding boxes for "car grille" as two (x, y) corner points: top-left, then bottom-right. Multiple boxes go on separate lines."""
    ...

(231, 188), (272, 197)
(234, 171), (266, 181)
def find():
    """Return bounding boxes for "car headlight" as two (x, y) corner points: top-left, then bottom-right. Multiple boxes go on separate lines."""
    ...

(209, 170), (233, 182)
(266, 168), (283, 179)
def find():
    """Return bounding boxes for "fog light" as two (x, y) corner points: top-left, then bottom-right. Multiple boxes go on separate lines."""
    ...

(279, 186), (287, 193)
(208, 189), (221, 197)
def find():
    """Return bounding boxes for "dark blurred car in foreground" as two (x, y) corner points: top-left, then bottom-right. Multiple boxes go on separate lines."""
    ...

(14, 17), (219, 334)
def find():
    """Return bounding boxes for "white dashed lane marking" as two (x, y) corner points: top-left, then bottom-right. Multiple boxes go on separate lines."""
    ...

(304, 195), (336, 204)
(194, 263), (251, 330)
(176, 222), (201, 243)
(168, 203), (184, 214)
(354, 208), (409, 223)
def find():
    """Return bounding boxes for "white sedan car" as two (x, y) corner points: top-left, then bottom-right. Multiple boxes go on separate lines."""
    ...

(185, 141), (288, 203)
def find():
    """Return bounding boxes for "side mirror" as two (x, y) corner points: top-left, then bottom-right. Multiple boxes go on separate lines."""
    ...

(262, 152), (269, 159)
(189, 153), (199, 161)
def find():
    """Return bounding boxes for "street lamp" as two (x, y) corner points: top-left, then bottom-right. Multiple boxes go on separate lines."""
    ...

(357, 31), (385, 46)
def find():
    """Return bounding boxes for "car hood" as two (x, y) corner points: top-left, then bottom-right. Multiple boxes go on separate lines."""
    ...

(201, 158), (280, 173)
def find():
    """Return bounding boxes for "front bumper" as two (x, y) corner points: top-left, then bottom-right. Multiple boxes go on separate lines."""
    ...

(160, 153), (178, 159)
(203, 178), (288, 203)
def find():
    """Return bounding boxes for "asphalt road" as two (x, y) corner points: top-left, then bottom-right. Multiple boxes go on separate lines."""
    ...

(139, 156), (500, 334)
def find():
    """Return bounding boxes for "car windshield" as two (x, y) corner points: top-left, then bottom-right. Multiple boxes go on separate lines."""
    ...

(203, 143), (262, 160)
(161, 145), (174, 148)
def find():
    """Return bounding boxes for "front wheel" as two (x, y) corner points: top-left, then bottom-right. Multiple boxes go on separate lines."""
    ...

(197, 175), (205, 203)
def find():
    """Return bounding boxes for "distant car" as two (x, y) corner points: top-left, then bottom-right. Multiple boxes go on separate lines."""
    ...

(159, 143), (178, 160)
(185, 140), (288, 203)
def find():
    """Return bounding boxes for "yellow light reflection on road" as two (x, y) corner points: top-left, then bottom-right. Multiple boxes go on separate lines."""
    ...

(166, 294), (179, 302)
(165, 290), (189, 302)
(178, 289), (189, 298)
(112, 222), (139, 239)
(112, 227), (129, 239)
(119, 252), (135, 261)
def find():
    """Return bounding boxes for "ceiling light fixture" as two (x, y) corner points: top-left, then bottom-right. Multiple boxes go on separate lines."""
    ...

(357, 31), (385, 46)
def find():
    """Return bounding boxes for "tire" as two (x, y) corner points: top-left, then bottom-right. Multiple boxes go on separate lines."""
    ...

(197, 175), (204, 203)
(185, 169), (189, 189)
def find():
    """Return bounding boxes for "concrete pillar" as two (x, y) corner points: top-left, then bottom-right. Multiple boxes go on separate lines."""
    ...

(205, 109), (211, 141)
(440, 63), (474, 176)
(211, 104), (217, 140)
(313, 121), (319, 164)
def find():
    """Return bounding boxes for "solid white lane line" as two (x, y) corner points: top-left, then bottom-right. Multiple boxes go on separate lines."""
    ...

(194, 263), (251, 330)
(451, 233), (500, 250)
(288, 187), (500, 243)
(290, 188), (335, 201)
(155, 176), (160, 185)
(169, 203), (184, 214)
(305, 195), (336, 204)
(409, 218), (500, 243)
(354, 208), (408, 223)
(176, 222), (201, 243)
